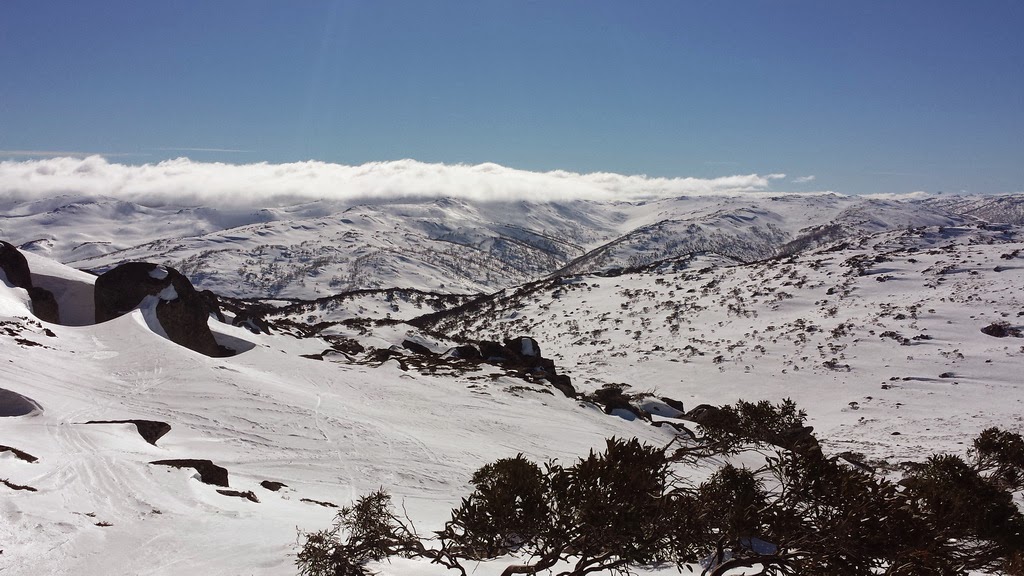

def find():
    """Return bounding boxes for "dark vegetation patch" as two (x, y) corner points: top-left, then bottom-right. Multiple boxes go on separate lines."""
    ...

(298, 422), (1024, 576)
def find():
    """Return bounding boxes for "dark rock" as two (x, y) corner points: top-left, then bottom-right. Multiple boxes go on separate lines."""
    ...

(323, 335), (363, 354)
(0, 242), (61, 323)
(2, 478), (37, 492)
(0, 444), (38, 463)
(0, 387), (43, 417)
(981, 322), (1022, 338)
(449, 344), (480, 360)
(150, 459), (229, 487)
(478, 340), (507, 361)
(548, 374), (576, 398)
(85, 420), (171, 446)
(260, 480), (287, 491)
(684, 404), (726, 426)
(401, 339), (433, 355)
(0, 241), (33, 289)
(200, 290), (226, 322)
(95, 262), (170, 323)
(232, 311), (270, 335)
(505, 336), (541, 358)
(95, 262), (229, 357)
(217, 489), (259, 503)
(590, 385), (648, 421)
(28, 286), (60, 324)
(661, 396), (686, 414)
(157, 288), (231, 358)
(300, 353), (325, 361)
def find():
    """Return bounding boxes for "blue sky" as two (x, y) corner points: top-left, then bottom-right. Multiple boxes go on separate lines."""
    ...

(1, 1), (1022, 195)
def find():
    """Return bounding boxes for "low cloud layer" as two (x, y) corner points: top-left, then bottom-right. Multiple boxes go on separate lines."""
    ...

(0, 156), (792, 208)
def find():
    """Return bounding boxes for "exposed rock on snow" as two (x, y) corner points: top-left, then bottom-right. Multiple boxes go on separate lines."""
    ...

(95, 262), (231, 357)
(1, 241), (61, 323)
(84, 419), (172, 446)
(0, 241), (33, 289)
(150, 459), (230, 487)
(0, 444), (38, 462)
(0, 387), (42, 417)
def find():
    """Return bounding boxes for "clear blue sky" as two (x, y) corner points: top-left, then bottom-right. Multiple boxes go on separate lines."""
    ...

(1, 1), (1022, 195)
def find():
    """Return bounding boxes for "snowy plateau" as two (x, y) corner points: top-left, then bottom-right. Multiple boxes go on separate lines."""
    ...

(2, 190), (1024, 575)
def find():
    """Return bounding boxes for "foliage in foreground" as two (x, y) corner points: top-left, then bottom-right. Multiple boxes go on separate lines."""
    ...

(297, 401), (1024, 576)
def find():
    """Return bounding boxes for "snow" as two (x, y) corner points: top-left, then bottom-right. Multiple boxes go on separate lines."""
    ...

(149, 266), (169, 280)
(0, 256), (673, 575)
(2, 195), (1024, 575)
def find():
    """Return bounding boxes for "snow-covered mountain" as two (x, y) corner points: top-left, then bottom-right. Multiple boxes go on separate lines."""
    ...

(3, 191), (1024, 575)
(1, 192), (1006, 299)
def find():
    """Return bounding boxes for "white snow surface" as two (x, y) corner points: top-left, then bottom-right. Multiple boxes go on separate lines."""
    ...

(2, 193), (1024, 575)
(0, 256), (677, 576)
(0, 192), (988, 298)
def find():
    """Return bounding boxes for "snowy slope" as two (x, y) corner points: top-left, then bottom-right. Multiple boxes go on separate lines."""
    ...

(3, 193), (1009, 299)
(3, 213), (1024, 574)
(416, 224), (1024, 465)
(0, 256), (675, 575)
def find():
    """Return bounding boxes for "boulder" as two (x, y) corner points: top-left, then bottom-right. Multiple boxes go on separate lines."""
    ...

(449, 344), (480, 360)
(232, 311), (271, 334)
(505, 336), (541, 358)
(0, 241), (32, 289)
(95, 262), (230, 357)
(0, 242), (61, 323)
(150, 459), (229, 487)
(28, 286), (60, 324)
(199, 290), (226, 322)
(401, 339), (433, 355)
(85, 419), (172, 446)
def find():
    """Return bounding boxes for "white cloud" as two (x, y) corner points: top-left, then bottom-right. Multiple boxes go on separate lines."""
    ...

(0, 156), (791, 208)
(861, 191), (935, 200)
(792, 175), (816, 184)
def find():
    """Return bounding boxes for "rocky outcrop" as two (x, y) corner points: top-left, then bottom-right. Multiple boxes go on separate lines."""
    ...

(0, 241), (61, 323)
(0, 387), (43, 417)
(981, 321), (1022, 338)
(95, 262), (231, 357)
(27, 287), (60, 324)
(85, 419), (172, 446)
(0, 241), (33, 289)
(150, 459), (229, 487)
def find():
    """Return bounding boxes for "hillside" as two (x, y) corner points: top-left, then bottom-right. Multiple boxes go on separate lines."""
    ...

(2, 199), (1024, 574)
(1, 192), (1000, 299)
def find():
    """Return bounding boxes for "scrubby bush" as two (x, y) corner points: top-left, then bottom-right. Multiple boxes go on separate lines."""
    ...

(297, 419), (1024, 576)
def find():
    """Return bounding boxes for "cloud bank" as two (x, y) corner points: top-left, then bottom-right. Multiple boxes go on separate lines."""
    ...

(0, 156), (791, 208)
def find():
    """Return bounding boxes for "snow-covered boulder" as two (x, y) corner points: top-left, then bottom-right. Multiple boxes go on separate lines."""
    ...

(95, 262), (230, 357)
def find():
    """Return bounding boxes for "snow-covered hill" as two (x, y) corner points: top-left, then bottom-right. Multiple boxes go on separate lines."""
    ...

(414, 224), (1024, 464)
(4, 188), (1024, 574)
(2, 191), (1008, 299)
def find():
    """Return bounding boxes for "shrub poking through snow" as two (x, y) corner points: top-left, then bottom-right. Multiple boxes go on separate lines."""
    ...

(297, 424), (1024, 576)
